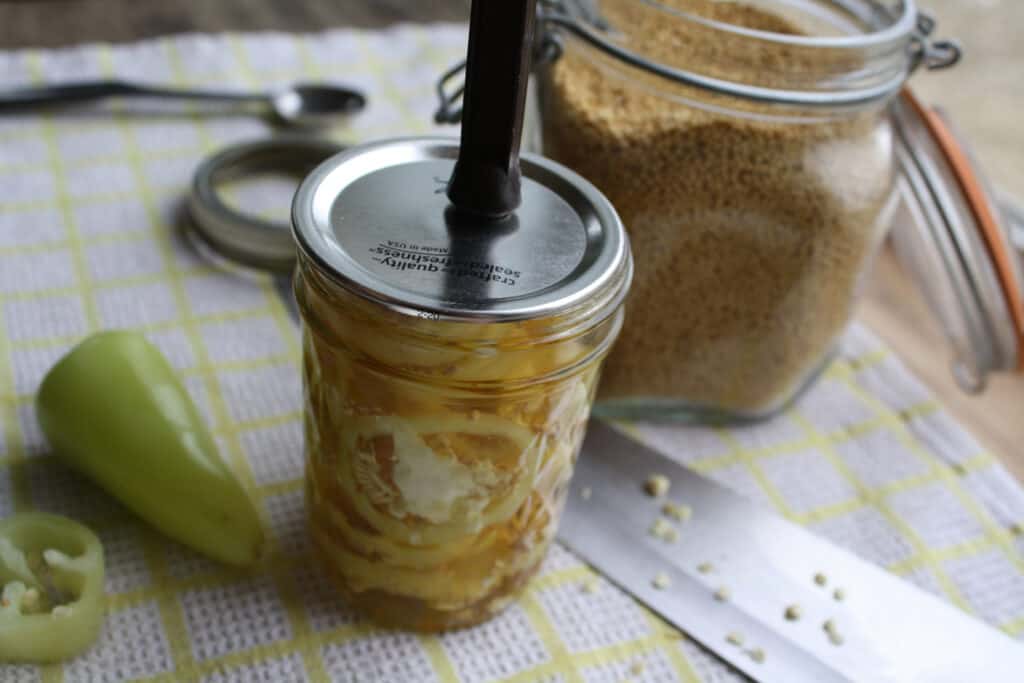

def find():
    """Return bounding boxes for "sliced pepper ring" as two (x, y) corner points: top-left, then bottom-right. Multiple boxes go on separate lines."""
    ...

(0, 513), (105, 663)
(337, 414), (542, 545)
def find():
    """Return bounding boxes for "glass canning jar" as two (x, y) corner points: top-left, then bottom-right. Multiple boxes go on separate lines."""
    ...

(291, 138), (632, 631)
(526, 0), (959, 421)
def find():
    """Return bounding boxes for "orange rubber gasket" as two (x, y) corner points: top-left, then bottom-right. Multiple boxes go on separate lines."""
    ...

(902, 89), (1024, 371)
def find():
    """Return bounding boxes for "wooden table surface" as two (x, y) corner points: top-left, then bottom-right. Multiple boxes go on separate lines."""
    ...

(2, 0), (1022, 481)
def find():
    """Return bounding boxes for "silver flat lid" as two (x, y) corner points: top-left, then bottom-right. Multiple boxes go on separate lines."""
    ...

(291, 137), (630, 321)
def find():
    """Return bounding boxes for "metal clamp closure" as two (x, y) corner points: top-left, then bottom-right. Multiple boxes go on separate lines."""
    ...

(910, 11), (962, 72)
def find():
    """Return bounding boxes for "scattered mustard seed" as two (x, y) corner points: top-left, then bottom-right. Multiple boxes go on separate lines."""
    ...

(833, 588), (846, 602)
(649, 517), (679, 543)
(652, 572), (672, 590)
(662, 501), (692, 522)
(581, 577), (600, 594)
(748, 648), (766, 663)
(645, 474), (671, 498)
(814, 572), (828, 587)
(629, 660), (646, 675)
(713, 586), (730, 602)
(697, 562), (715, 574)
(726, 632), (744, 646)
(784, 605), (802, 621)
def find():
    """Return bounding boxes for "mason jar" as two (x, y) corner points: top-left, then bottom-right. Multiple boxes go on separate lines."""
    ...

(291, 137), (632, 631)
(519, 0), (960, 421)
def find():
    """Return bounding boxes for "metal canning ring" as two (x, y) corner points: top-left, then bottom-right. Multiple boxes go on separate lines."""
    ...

(188, 137), (345, 272)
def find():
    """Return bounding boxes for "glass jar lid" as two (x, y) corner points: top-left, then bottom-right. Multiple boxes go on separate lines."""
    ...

(291, 136), (632, 322)
(891, 89), (1024, 392)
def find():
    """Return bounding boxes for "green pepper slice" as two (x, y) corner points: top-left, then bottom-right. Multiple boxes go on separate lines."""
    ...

(0, 513), (105, 663)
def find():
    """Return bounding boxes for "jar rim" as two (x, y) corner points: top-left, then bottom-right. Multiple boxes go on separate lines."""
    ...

(537, 0), (959, 109)
(631, 0), (919, 50)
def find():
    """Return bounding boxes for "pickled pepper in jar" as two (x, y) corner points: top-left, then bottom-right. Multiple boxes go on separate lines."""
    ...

(290, 0), (632, 632)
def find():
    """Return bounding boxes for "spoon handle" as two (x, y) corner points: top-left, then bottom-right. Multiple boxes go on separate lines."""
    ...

(0, 80), (267, 110)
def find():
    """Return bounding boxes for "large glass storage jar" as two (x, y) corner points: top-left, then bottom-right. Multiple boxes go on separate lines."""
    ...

(532, 0), (957, 420)
(292, 138), (632, 631)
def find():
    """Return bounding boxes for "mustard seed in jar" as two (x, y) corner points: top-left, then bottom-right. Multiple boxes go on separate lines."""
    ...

(535, 0), (924, 419)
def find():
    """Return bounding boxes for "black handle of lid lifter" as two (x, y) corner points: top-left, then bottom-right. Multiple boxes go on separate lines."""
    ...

(446, 0), (537, 219)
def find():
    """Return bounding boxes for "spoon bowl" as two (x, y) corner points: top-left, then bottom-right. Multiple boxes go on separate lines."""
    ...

(271, 84), (368, 127)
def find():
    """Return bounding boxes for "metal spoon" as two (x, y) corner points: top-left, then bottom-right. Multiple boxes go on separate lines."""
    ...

(0, 80), (367, 127)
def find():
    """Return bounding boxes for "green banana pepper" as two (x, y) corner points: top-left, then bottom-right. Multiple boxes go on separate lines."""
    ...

(36, 331), (265, 568)
(0, 512), (105, 663)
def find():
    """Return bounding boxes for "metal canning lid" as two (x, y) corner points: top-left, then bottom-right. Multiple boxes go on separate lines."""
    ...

(891, 90), (1024, 392)
(291, 136), (631, 322)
